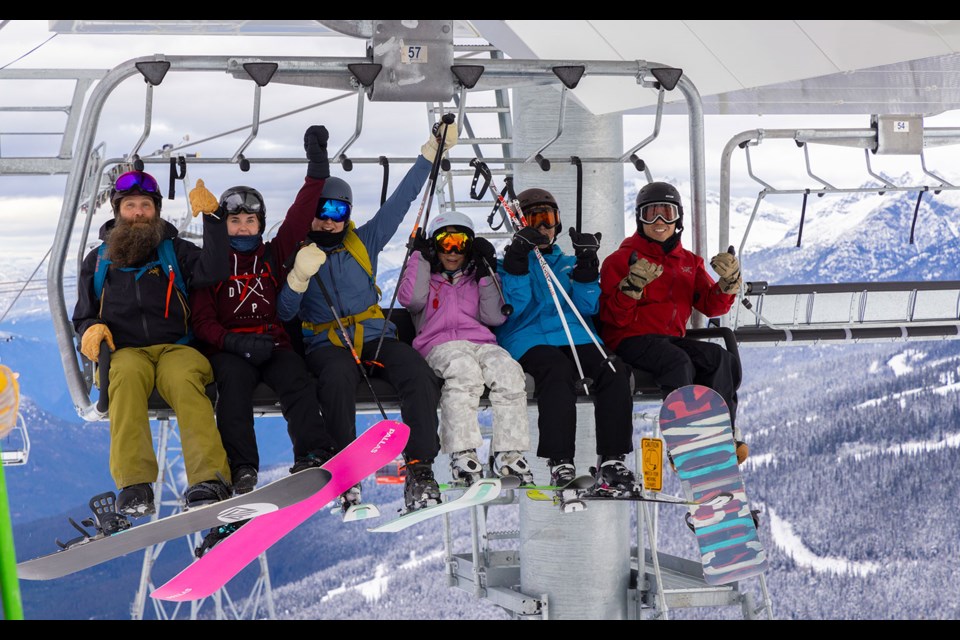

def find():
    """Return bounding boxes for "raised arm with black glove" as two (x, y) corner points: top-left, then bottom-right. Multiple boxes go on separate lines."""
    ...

(304, 125), (330, 180)
(222, 332), (276, 366)
(569, 227), (601, 283)
(471, 236), (497, 280)
(502, 226), (548, 276)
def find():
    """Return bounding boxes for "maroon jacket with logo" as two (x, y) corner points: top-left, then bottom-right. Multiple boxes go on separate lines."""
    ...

(190, 176), (325, 353)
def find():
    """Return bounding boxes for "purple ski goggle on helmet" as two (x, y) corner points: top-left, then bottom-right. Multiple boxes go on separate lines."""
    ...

(114, 171), (161, 194)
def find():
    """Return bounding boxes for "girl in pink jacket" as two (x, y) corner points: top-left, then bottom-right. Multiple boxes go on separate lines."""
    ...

(397, 211), (533, 486)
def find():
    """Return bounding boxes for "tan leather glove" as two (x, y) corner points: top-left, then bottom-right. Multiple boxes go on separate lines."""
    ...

(189, 179), (221, 218)
(0, 364), (20, 439)
(420, 120), (459, 158)
(80, 323), (116, 362)
(710, 251), (742, 295)
(286, 244), (327, 293)
(618, 257), (663, 300)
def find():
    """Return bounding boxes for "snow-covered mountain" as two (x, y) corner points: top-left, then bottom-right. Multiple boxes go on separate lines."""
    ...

(4, 178), (960, 620)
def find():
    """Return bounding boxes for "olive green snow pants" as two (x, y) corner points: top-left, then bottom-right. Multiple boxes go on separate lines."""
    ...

(106, 344), (230, 489)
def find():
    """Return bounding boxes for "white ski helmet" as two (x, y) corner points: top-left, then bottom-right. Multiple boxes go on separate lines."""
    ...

(427, 210), (475, 238)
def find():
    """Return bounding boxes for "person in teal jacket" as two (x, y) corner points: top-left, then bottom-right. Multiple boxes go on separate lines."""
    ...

(495, 188), (639, 495)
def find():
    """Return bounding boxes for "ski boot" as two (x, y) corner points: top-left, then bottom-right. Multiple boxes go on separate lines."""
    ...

(403, 459), (442, 513)
(116, 482), (156, 518)
(337, 482), (380, 522)
(491, 450), (534, 486)
(195, 519), (250, 558)
(548, 459), (586, 513)
(56, 492), (131, 549)
(449, 449), (483, 488)
(591, 454), (640, 498)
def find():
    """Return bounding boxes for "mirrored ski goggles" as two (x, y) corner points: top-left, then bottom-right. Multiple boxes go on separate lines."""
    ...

(114, 171), (160, 194)
(637, 202), (681, 224)
(220, 188), (265, 215)
(434, 230), (472, 254)
(526, 205), (560, 229)
(316, 198), (352, 222)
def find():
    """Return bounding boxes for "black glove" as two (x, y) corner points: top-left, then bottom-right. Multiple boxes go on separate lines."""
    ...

(410, 228), (436, 262)
(304, 125), (330, 180)
(569, 227), (601, 283)
(223, 333), (276, 366)
(471, 236), (497, 280)
(502, 226), (547, 276)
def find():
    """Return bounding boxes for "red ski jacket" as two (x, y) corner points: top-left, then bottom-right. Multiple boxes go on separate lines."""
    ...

(598, 233), (735, 351)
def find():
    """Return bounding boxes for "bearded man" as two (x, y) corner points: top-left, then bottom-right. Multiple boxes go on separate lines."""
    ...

(72, 170), (233, 516)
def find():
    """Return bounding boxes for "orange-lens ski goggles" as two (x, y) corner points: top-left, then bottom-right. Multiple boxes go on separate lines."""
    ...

(434, 231), (472, 254)
(526, 205), (560, 229)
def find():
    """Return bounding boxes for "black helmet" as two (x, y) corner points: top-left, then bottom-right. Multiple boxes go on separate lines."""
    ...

(110, 170), (163, 217)
(516, 187), (562, 236)
(219, 186), (266, 233)
(635, 181), (684, 232)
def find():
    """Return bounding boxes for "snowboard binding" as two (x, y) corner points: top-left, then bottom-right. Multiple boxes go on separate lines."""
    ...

(56, 492), (131, 550)
(195, 519), (250, 559)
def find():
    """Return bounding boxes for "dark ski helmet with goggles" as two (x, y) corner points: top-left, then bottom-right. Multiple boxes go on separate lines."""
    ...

(635, 181), (684, 233)
(516, 188), (561, 240)
(219, 186), (266, 233)
(110, 170), (163, 217)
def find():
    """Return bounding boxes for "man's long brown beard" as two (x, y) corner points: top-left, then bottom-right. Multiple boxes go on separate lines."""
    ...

(106, 216), (166, 268)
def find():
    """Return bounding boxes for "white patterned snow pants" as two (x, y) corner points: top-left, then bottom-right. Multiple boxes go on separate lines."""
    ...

(426, 340), (530, 454)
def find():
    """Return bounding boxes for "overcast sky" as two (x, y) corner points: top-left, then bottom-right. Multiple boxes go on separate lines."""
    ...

(4, 19), (960, 269)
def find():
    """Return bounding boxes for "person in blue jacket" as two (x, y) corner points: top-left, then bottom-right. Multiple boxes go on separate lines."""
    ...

(276, 121), (457, 513)
(495, 187), (639, 495)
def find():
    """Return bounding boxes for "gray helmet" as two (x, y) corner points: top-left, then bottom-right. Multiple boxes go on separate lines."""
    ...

(320, 177), (352, 205)
(635, 181), (684, 231)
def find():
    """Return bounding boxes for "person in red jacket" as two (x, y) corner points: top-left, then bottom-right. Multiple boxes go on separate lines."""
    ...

(599, 181), (748, 463)
(190, 125), (340, 499)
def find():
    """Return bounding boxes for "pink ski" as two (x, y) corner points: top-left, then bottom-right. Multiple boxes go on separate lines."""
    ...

(151, 419), (409, 601)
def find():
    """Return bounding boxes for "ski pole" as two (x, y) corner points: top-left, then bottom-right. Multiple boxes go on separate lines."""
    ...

(477, 256), (513, 316)
(371, 113), (456, 370)
(721, 246), (789, 336)
(311, 267), (390, 421)
(484, 171), (592, 393)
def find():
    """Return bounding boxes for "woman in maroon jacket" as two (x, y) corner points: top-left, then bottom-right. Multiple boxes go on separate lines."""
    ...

(190, 125), (338, 496)
(599, 181), (748, 464)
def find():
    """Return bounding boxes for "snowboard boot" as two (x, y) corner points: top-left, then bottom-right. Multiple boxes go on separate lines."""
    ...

(548, 459), (577, 488)
(231, 465), (258, 496)
(449, 449), (483, 487)
(116, 482), (156, 518)
(491, 450), (534, 486)
(338, 482), (363, 514)
(403, 459), (441, 513)
(184, 478), (231, 510)
(289, 447), (336, 474)
(593, 454), (640, 497)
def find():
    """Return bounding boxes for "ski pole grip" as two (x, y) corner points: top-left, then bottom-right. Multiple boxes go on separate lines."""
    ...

(628, 251), (638, 266)
(441, 113), (456, 125)
(727, 245), (736, 256)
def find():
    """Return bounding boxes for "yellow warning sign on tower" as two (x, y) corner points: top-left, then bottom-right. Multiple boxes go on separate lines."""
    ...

(641, 438), (663, 492)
